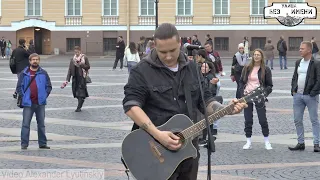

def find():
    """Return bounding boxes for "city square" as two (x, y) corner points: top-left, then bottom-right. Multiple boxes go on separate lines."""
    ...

(0, 55), (319, 180)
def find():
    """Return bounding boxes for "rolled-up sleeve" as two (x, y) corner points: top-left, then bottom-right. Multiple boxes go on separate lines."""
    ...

(123, 68), (149, 113)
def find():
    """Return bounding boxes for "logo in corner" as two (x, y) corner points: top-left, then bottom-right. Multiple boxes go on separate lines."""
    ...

(264, 3), (317, 27)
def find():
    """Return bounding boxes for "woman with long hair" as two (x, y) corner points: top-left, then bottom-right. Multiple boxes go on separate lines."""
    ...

(62, 46), (90, 112)
(239, 49), (273, 150)
(125, 42), (140, 73)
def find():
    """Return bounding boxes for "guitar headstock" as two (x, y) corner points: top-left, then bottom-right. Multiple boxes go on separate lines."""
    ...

(241, 86), (267, 104)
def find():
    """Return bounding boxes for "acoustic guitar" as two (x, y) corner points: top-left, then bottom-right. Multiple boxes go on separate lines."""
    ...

(121, 86), (267, 180)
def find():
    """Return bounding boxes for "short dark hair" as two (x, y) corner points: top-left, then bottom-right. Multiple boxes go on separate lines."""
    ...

(204, 41), (212, 46)
(154, 23), (179, 42)
(119, 36), (123, 39)
(140, 36), (145, 40)
(19, 39), (26, 45)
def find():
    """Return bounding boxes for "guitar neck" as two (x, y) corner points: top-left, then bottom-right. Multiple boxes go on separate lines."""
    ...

(181, 98), (245, 139)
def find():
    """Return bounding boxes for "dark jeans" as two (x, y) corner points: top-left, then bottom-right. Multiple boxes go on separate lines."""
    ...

(244, 100), (269, 138)
(235, 72), (242, 99)
(21, 104), (47, 147)
(113, 56), (123, 69)
(168, 149), (200, 180)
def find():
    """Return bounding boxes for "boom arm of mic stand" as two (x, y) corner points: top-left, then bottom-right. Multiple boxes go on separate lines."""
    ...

(193, 58), (215, 180)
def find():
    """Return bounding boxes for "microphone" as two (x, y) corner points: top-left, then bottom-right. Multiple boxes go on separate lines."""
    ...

(183, 43), (204, 50)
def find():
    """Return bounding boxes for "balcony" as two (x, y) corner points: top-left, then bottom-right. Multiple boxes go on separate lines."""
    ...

(102, 16), (119, 25)
(175, 16), (193, 25)
(213, 15), (230, 24)
(250, 15), (267, 24)
(65, 16), (82, 25)
(138, 16), (155, 25)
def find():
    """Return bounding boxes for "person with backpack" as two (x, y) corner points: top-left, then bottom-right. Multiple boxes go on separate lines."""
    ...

(277, 35), (288, 70)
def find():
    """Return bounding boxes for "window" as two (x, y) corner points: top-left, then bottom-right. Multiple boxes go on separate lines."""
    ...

(66, 38), (80, 52)
(26, 0), (41, 16)
(289, 37), (303, 51)
(140, 0), (155, 16)
(177, 0), (192, 16)
(251, 0), (266, 15)
(214, 37), (229, 51)
(103, 38), (117, 55)
(67, 0), (81, 16)
(214, 0), (229, 15)
(251, 37), (266, 50)
(288, 0), (304, 2)
(103, 0), (117, 16)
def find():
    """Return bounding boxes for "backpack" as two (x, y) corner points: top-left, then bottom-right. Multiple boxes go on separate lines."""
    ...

(277, 41), (284, 52)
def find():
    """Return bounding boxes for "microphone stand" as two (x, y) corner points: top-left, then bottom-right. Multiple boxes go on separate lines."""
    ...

(193, 57), (215, 180)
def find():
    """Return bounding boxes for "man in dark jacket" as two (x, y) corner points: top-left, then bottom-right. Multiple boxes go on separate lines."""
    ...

(122, 23), (247, 180)
(16, 53), (52, 150)
(112, 36), (125, 70)
(288, 41), (320, 153)
(0, 37), (6, 58)
(11, 39), (31, 99)
(277, 35), (288, 70)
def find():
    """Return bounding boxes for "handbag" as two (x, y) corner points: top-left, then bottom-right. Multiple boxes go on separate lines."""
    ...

(17, 74), (37, 108)
(85, 71), (92, 83)
(9, 55), (16, 74)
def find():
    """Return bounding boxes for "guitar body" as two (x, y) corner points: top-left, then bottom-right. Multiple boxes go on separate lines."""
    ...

(121, 114), (197, 180)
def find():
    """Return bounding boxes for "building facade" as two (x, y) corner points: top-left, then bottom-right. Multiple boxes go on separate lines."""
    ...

(0, 0), (319, 56)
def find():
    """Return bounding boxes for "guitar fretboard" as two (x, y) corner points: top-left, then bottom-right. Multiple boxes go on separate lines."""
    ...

(180, 98), (245, 139)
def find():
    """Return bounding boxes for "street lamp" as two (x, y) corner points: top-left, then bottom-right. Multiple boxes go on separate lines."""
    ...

(155, 0), (159, 29)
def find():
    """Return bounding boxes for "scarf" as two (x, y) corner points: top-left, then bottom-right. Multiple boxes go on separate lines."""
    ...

(235, 52), (248, 66)
(73, 54), (87, 77)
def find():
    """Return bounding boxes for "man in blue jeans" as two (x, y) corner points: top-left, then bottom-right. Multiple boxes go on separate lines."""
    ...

(16, 53), (52, 150)
(288, 41), (320, 152)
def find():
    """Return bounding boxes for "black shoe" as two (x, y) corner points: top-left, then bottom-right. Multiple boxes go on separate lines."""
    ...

(199, 139), (207, 146)
(39, 145), (50, 149)
(288, 143), (305, 151)
(212, 129), (218, 135)
(13, 93), (17, 99)
(21, 146), (27, 150)
(314, 144), (320, 152)
(75, 108), (81, 112)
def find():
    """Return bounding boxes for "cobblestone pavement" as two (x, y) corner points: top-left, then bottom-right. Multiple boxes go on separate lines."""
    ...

(0, 56), (319, 180)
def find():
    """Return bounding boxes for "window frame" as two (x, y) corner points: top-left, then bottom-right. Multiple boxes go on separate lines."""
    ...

(102, 0), (119, 16)
(214, 37), (229, 51)
(65, 0), (82, 16)
(250, 0), (268, 16)
(25, 0), (42, 16)
(139, 0), (156, 16)
(176, 0), (193, 16)
(251, 37), (266, 50)
(288, 37), (303, 51)
(66, 38), (81, 52)
(213, 0), (230, 16)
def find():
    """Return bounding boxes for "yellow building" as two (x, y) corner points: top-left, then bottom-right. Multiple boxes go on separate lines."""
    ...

(0, 0), (319, 56)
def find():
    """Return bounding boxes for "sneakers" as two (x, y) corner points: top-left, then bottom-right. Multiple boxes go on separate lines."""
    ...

(242, 142), (273, 150)
(243, 142), (252, 150)
(265, 142), (273, 150)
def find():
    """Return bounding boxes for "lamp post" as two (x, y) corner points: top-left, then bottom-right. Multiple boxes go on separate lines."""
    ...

(155, 0), (159, 29)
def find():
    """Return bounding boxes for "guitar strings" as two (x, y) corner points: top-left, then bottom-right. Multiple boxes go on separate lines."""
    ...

(152, 105), (234, 154)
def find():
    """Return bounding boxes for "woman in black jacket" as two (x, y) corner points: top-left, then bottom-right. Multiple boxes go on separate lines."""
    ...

(239, 48), (273, 150)
(62, 46), (90, 112)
